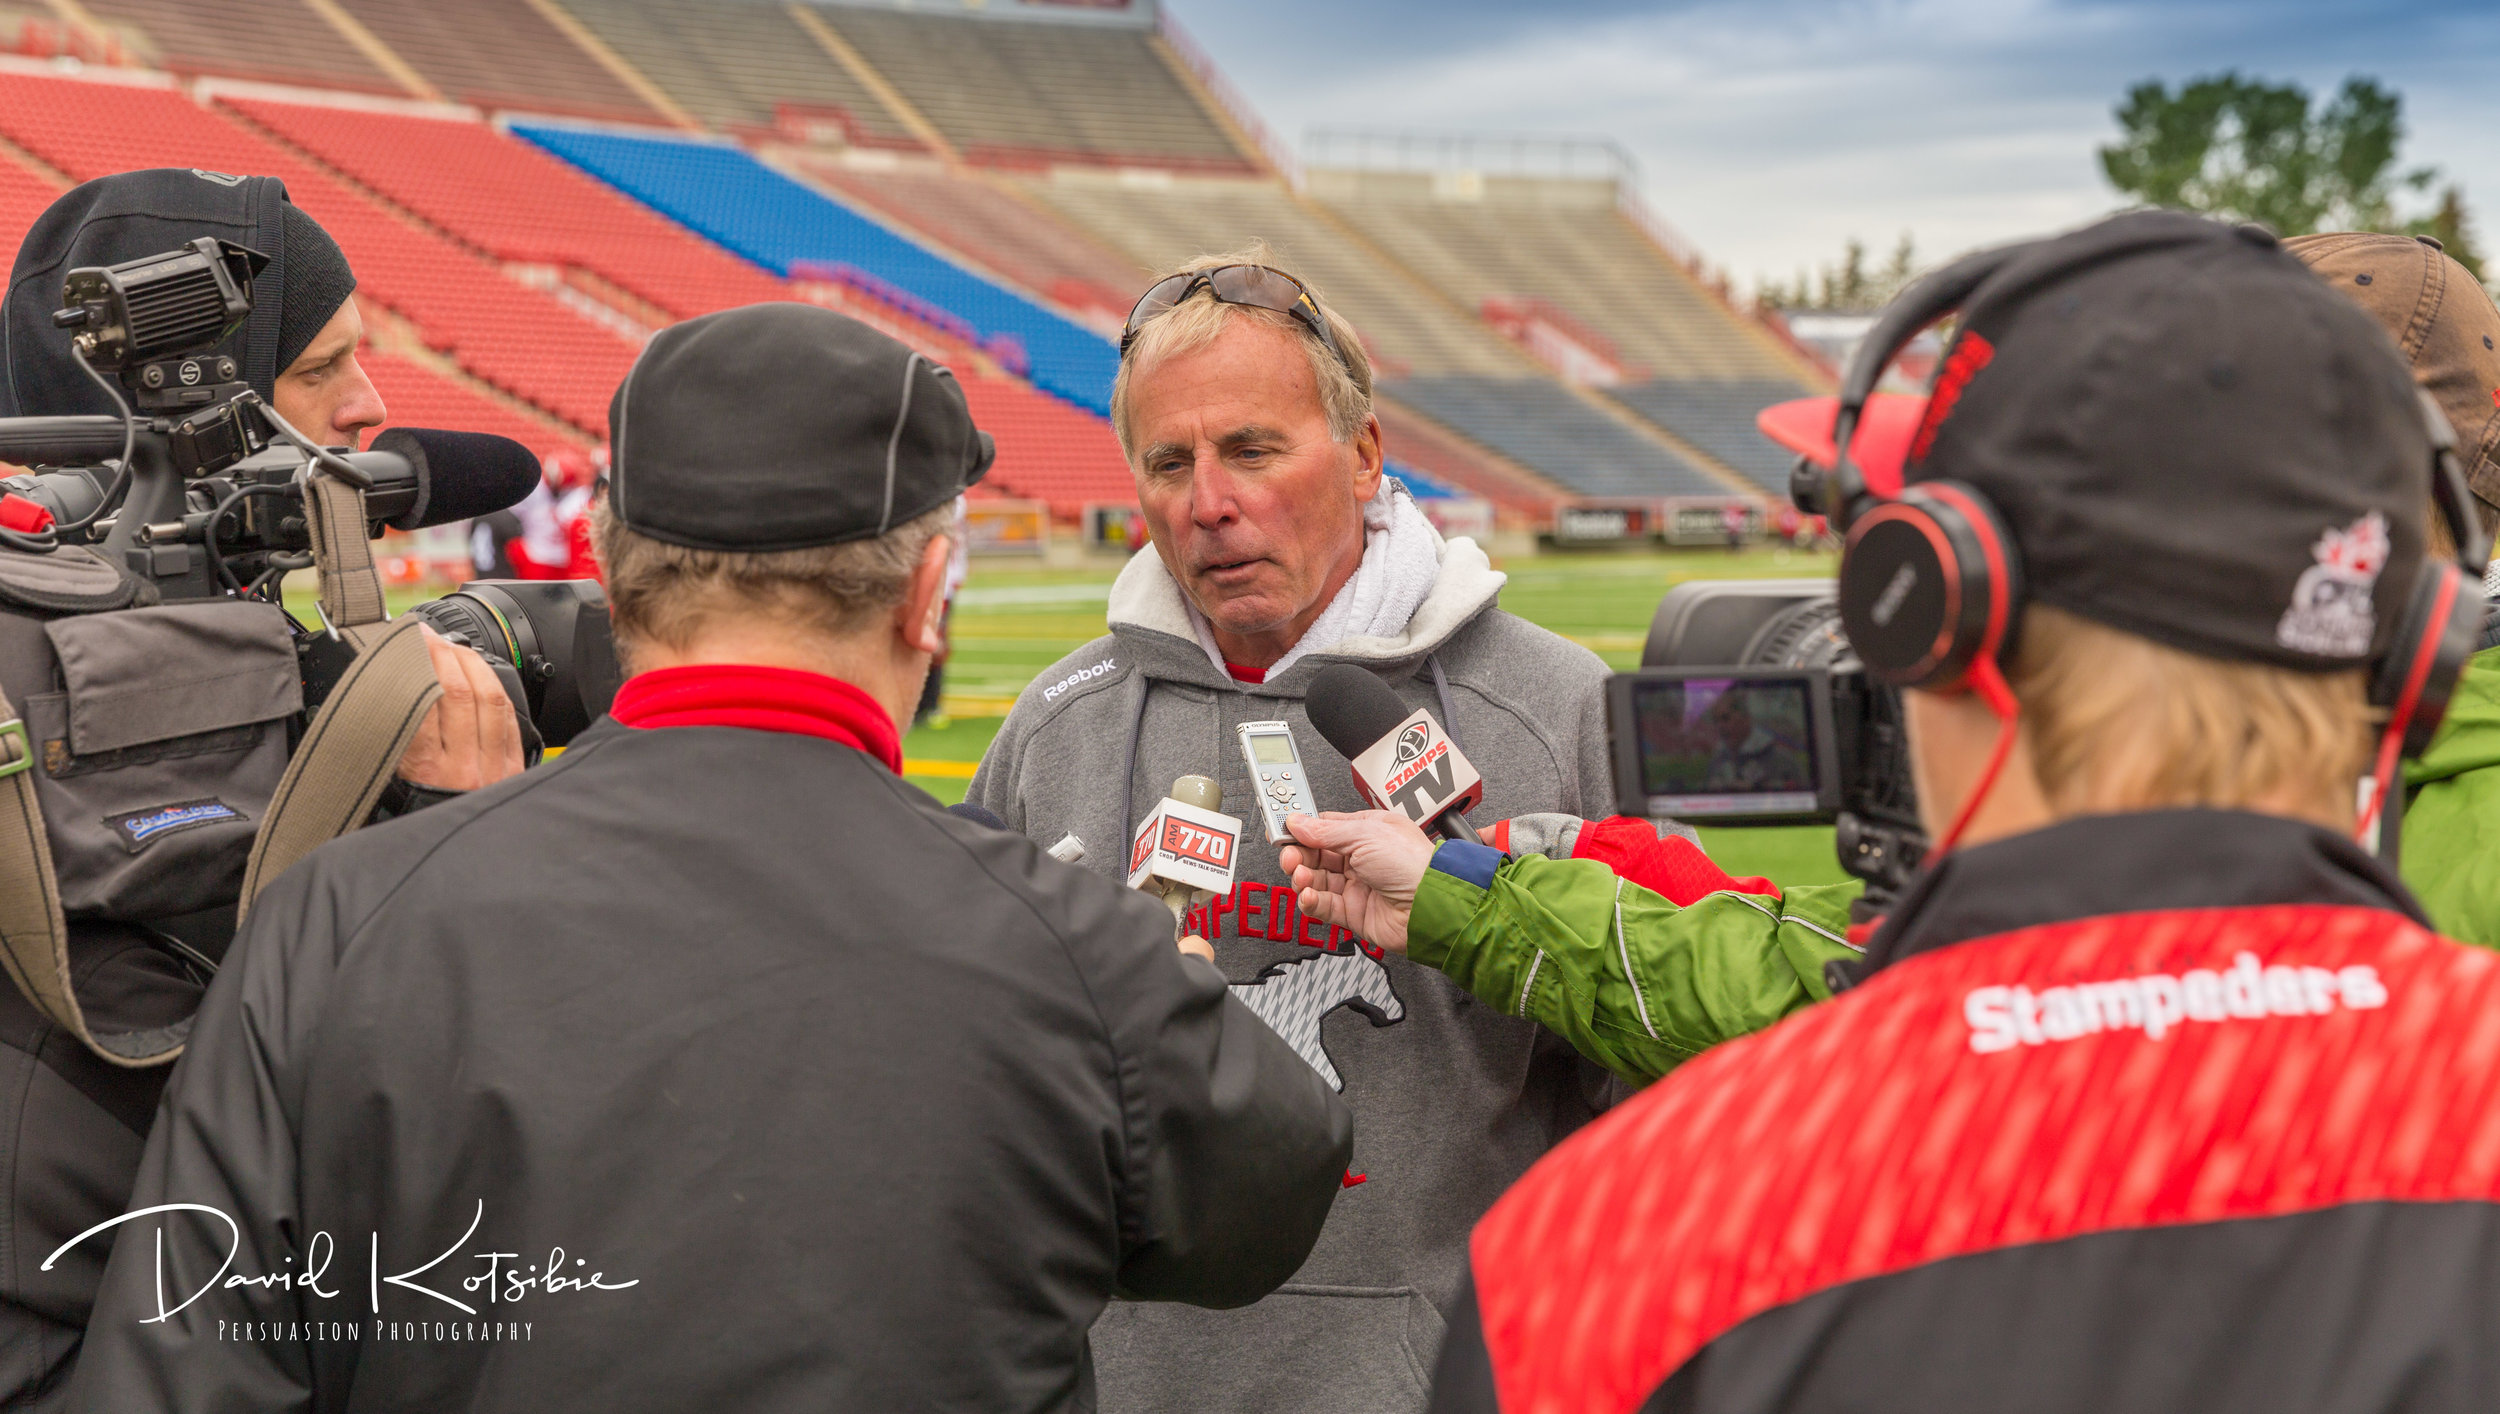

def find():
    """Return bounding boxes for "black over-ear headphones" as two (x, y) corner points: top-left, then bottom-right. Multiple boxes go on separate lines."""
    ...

(1803, 244), (2490, 766)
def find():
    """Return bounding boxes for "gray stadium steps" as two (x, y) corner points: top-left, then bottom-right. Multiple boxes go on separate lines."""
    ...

(557, 0), (918, 140)
(1605, 378), (1814, 495)
(1385, 375), (1733, 500)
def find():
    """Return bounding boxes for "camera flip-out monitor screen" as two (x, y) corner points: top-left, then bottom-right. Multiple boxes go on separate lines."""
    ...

(1606, 667), (1843, 823)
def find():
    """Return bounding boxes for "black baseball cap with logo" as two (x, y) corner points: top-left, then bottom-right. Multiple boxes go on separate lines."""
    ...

(1766, 210), (2437, 671)
(607, 302), (994, 553)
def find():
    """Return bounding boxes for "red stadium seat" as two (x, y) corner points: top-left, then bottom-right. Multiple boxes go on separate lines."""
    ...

(0, 70), (636, 435)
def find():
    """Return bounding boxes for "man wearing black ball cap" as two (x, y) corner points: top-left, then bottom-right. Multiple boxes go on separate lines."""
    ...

(67, 302), (1353, 1414)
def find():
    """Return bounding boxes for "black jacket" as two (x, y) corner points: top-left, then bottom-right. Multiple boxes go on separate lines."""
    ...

(64, 717), (1352, 1413)
(1432, 810), (2500, 1413)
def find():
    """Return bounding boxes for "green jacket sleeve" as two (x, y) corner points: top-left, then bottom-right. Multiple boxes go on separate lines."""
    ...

(2402, 646), (2500, 948)
(1405, 847), (1863, 1087)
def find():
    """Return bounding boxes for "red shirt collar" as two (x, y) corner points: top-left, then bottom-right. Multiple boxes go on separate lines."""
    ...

(609, 664), (904, 775)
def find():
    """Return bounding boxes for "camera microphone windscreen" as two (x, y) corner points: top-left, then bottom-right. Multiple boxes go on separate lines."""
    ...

(368, 427), (542, 531)
(1305, 663), (1485, 842)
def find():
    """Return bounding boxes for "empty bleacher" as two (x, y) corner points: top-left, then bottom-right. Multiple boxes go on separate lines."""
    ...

(362, 348), (584, 453)
(1015, 172), (1527, 379)
(0, 144), (63, 252)
(1307, 168), (1810, 383)
(75, 0), (399, 91)
(338, 0), (659, 119)
(557, 0), (916, 143)
(812, 6), (1248, 171)
(1387, 375), (1731, 500)
(1605, 379), (1810, 496)
(0, 69), (637, 433)
(790, 158), (1144, 324)
(222, 95), (786, 321)
(513, 121), (1121, 415)
(1374, 399), (1560, 519)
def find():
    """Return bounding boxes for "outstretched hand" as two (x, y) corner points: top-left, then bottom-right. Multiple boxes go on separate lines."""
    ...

(1280, 811), (1436, 953)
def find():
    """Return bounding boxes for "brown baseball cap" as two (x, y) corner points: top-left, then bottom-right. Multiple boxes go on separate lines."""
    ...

(2287, 231), (2500, 532)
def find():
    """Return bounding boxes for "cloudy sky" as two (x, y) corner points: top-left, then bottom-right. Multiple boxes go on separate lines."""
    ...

(1164, 0), (2500, 294)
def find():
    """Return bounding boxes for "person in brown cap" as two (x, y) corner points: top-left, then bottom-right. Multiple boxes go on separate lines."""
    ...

(2287, 232), (2500, 945)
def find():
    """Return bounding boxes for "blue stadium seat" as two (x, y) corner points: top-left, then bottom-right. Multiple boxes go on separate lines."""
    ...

(510, 122), (1122, 416)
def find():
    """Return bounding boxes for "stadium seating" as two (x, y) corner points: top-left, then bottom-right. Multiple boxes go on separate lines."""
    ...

(221, 95), (786, 321)
(1375, 400), (1561, 518)
(1604, 379), (1812, 495)
(336, 0), (658, 120)
(557, 0), (917, 144)
(361, 348), (583, 454)
(74, 0), (399, 91)
(0, 69), (638, 433)
(1386, 375), (1732, 500)
(1015, 173), (1528, 379)
(0, 146), (62, 254)
(790, 159), (1144, 324)
(810, 6), (1249, 171)
(511, 122), (1122, 415)
(1307, 168), (1811, 383)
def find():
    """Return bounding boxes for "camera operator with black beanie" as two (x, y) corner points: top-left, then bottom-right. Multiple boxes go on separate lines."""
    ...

(67, 302), (1352, 1414)
(0, 169), (521, 1411)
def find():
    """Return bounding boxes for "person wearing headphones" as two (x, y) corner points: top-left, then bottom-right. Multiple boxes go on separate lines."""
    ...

(1293, 209), (2500, 1412)
(1274, 222), (2500, 1093)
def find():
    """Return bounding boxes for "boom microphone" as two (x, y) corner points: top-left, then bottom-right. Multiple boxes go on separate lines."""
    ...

(1306, 663), (1485, 843)
(367, 427), (542, 530)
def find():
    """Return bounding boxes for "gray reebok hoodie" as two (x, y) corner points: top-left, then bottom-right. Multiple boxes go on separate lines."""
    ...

(969, 529), (1617, 1414)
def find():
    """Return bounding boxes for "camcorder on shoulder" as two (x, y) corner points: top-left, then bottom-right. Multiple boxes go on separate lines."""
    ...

(1607, 580), (1925, 913)
(0, 236), (617, 741)
(0, 237), (616, 1051)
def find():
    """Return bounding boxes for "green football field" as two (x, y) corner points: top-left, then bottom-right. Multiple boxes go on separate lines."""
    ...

(900, 544), (1856, 886)
(339, 544), (1857, 884)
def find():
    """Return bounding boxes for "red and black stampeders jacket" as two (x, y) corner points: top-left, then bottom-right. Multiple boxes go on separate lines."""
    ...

(1429, 808), (2500, 1414)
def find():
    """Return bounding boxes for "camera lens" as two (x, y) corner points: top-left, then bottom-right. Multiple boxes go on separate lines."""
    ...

(406, 593), (521, 668)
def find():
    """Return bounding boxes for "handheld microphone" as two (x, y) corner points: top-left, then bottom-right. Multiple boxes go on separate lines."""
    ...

(1306, 663), (1485, 844)
(1126, 775), (1241, 927)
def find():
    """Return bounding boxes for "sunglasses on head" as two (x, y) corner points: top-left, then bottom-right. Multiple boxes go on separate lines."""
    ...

(1120, 264), (1353, 374)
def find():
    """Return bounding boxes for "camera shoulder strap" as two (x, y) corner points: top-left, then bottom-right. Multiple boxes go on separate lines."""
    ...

(237, 614), (438, 916)
(237, 469), (441, 919)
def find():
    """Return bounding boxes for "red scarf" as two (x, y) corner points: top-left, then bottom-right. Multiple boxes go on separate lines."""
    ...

(609, 664), (904, 775)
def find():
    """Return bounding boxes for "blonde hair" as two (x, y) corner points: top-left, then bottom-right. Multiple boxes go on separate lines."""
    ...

(2011, 604), (2376, 824)
(591, 497), (951, 666)
(1109, 242), (1374, 461)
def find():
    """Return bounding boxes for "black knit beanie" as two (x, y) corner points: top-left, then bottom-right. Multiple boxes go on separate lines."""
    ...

(274, 201), (356, 373)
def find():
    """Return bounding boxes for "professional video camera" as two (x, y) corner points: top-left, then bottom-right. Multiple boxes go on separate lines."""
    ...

(0, 236), (616, 744)
(1606, 579), (1924, 911)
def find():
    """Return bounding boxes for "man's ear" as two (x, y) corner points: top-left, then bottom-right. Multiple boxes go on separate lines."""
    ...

(1351, 414), (1385, 502)
(898, 532), (954, 656)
